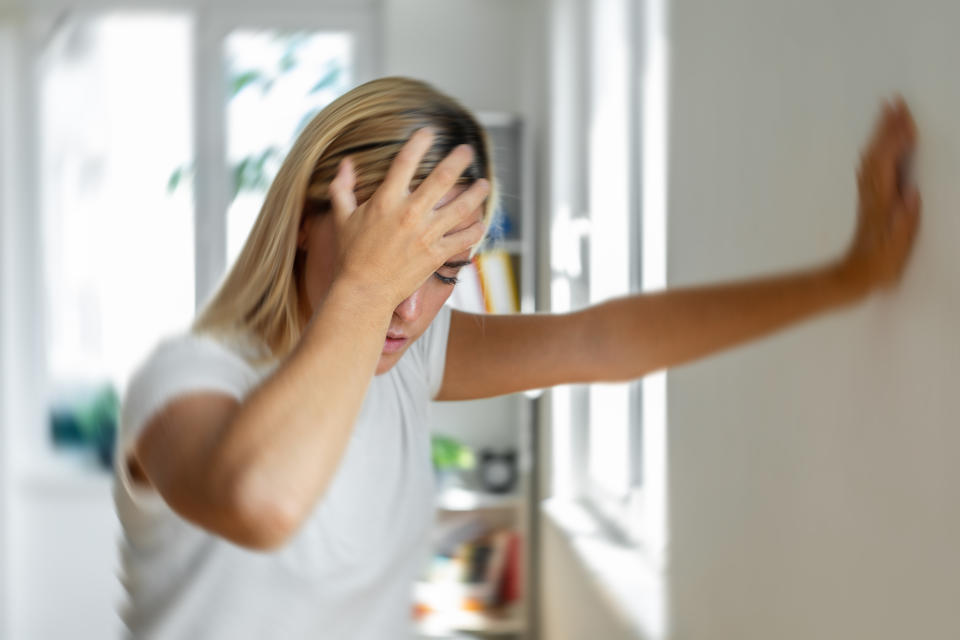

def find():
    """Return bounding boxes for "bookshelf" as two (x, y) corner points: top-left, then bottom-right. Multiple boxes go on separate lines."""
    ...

(416, 112), (537, 639)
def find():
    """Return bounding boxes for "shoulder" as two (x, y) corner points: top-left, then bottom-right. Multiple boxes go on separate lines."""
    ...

(119, 330), (260, 445)
(131, 330), (258, 390)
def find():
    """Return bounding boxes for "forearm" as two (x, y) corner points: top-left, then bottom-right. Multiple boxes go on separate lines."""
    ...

(581, 260), (871, 382)
(205, 277), (392, 540)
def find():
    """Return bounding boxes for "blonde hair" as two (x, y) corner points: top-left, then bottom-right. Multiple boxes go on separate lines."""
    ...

(192, 77), (498, 365)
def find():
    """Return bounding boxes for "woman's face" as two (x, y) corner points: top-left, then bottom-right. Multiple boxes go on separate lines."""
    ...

(297, 184), (482, 375)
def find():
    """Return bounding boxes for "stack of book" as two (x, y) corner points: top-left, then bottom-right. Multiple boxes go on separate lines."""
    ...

(447, 249), (519, 314)
(414, 527), (522, 621)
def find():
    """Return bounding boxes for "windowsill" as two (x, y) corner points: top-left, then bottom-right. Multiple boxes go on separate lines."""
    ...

(15, 446), (114, 498)
(541, 497), (668, 640)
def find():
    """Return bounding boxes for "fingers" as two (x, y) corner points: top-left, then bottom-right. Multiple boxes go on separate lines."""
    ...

(329, 156), (358, 224)
(860, 97), (917, 203)
(436, 218), (487, 257)
(380, 127), (437, 198)
(410, 144), (476, 212)
(428, 178), (490, 239)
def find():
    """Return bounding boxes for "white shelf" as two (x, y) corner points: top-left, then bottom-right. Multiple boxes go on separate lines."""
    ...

(437, 487), (521, 512)
(416, 605), (524, 637)
(487, 239), (524, 254)
(475, 111), (520, 128)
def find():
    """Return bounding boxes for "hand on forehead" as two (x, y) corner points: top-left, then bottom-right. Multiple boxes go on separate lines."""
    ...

(434, 184), (485, 236)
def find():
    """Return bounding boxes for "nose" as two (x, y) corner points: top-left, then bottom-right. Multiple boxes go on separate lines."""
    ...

(393, 286), (423, 324)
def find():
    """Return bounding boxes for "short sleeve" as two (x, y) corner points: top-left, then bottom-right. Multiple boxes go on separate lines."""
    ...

(114, 331), (259, 507)
(411, 304), (453, 400)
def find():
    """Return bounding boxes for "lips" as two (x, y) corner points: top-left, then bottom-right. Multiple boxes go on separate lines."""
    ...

(383, 332), (409, 354)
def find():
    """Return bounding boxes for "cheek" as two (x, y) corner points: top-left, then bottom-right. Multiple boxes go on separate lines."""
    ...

(404, 282), (456, 344)
(422, 280), (456, 317)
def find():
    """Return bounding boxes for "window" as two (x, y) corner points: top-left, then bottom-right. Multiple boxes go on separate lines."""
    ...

(40, 13), (196, 459)
(224, 29), (354, 265)
(25, 4), (376, 470)
(548, 0), (667, 556)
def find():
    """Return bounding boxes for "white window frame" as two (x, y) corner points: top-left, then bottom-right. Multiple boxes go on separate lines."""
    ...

(193, 4), (380, 308)
(0, 0), (383, 524)
(548, 0), (668, 561)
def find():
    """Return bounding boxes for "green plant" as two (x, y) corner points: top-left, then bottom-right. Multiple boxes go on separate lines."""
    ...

(431, 434), (476, 472)
(167, 33), (343, 201)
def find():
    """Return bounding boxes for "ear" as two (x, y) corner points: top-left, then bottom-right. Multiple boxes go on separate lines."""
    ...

(297, 216), (313, 250)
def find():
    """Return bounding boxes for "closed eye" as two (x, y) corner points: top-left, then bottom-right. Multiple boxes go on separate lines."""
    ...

(433, 272), (459, 286)
(434, 260), (468, 286)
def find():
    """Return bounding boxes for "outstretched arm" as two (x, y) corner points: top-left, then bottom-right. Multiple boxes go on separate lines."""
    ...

(436, 98), (920, 401)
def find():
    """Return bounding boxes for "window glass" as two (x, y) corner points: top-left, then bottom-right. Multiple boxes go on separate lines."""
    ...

(41, 12), (194, 392)
(224, 30), (353, 266)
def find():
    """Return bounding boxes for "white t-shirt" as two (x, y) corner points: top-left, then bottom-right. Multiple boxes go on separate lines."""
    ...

(113, 306), (452, 639)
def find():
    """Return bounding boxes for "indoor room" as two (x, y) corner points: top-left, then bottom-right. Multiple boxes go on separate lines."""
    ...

(1, 0), (957, 639)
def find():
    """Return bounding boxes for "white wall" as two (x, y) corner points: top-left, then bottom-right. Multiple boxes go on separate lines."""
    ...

(0, 21), (16, 640)
(381, 0), (527, 114)
(667, 1), (960, 638)
(541, 514), (638, 640)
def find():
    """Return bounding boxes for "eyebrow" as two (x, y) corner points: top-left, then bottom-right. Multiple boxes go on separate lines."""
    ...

(442, 260), (472, 269)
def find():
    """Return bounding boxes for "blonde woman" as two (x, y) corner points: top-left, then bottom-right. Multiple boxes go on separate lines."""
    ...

(115, 77), (919, 638)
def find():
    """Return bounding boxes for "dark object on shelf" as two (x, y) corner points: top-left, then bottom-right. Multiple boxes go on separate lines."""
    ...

(49, 382), (119, 469)
(477, 449), (517, 494)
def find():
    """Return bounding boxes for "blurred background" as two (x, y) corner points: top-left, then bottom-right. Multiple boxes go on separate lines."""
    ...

(2, 0), (960, 639)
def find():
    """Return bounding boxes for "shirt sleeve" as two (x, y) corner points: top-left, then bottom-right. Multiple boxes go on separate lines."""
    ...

(411, 304), (454, 400)
(114, 331), (258, 507)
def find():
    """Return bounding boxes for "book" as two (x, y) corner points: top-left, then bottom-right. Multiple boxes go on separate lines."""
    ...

(475, 249), (519, 314)
(499, 530), (522, 603)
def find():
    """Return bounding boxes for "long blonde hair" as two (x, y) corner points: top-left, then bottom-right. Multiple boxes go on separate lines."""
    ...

(192, 77), (498, 364)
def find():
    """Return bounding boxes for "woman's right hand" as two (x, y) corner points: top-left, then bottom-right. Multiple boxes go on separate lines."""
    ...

(327, 128), (489, 308)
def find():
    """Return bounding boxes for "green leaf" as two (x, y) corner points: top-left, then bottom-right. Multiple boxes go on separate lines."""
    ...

(279, 48), (297, 73)
(308, 66), (341, 95)
(166, 163), (194, 193)
(230, 70), (266, 97)
(231, 157), (252, 201)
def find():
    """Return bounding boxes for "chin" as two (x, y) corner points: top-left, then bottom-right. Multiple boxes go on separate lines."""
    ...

(374, 354), (401, 376)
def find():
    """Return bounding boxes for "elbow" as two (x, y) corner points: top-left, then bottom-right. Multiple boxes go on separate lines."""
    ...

(223, 470), (308, 551)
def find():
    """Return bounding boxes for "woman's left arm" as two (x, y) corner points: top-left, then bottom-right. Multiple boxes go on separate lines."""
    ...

(436, 98), (920, 402)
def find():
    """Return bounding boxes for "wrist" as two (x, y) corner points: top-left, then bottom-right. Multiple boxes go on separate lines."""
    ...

(325, 274), (398, 321)
(827, 255), (874, 304)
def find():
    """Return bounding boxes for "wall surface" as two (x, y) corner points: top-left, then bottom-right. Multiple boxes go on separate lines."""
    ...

(382, 0), (527, 114)
(666, 1), (960, 638)
(540, 514), (640, 640)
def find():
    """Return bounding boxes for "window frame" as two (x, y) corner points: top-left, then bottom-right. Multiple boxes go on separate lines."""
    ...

(1, 0), (380, 465)
(192, 5), (380, 308)
(548, 0), (664, 554)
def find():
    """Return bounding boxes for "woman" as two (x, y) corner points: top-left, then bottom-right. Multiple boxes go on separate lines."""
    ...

(115, 77), (919, 638)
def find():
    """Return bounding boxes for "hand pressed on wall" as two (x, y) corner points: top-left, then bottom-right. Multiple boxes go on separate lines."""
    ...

(841, 96), (922, 292)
